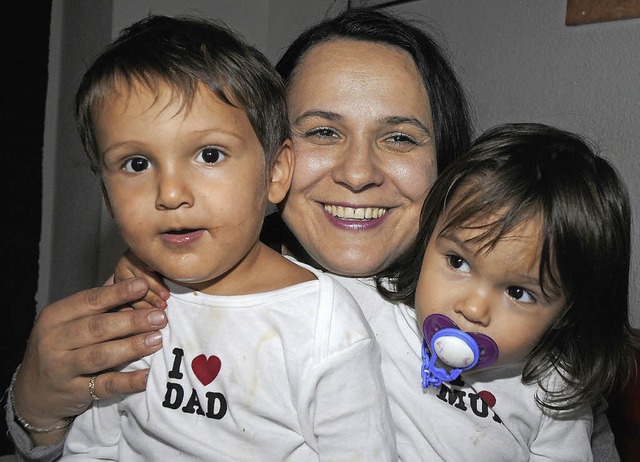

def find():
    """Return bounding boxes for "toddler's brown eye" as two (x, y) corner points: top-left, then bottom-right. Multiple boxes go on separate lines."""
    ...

(507, 287), (524, 299)
(448, 255), (464, 269)
(124, 157), (150, 172)
(506, 286), (535, 303)
(201, 147), (223, 163)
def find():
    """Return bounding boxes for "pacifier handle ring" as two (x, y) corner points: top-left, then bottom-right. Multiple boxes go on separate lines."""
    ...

(421, 339), (465, 388)
(421, 327), (488, 389)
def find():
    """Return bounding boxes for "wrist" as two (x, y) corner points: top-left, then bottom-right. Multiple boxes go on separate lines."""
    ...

(9, 364), (75, 434)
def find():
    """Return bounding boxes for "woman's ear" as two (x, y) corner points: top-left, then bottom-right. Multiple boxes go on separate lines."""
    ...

(268, 139), (294, 205)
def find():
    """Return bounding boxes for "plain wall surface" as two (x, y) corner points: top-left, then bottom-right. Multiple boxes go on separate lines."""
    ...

(40, 0), (640, 327)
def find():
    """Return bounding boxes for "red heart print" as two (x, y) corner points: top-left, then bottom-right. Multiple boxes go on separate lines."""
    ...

(191, 354), (222, 386)
(478, 390), (496, 408)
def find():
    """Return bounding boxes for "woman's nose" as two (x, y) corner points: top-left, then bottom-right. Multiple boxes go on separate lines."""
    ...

(155, 169), (194, 210)
(331, 138), (384, 191)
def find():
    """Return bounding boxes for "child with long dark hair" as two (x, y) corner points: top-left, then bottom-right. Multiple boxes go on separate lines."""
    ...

(379, 122), (638, 460)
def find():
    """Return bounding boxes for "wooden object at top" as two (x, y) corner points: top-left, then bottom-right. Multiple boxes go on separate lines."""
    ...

(566, 0), (640, 25)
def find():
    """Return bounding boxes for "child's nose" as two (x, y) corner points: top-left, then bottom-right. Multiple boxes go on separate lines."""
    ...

(454, 290), (491, 327)
(155, 170), (194, 210)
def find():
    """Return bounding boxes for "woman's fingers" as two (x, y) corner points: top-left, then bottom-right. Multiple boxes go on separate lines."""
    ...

(45, 277), (151, 323)
(11, 278), (168, 433)
(14, 331), (164, 423)
(127, 279), (169, 311)
(33, 279), (167, 352)
(65, 307), (167, 352)
(86, 368), (151, 401)
(114, 251), (170, 310)
(76, 329), (164, 375)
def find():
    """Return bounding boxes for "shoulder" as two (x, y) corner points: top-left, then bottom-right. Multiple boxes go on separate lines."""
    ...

(328, 274), (401, 322)
(287, 265), (375, 341)
(291, 261), (363, 312)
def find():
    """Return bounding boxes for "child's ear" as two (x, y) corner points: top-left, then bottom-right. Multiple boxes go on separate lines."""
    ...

(268, 139), (294, 205)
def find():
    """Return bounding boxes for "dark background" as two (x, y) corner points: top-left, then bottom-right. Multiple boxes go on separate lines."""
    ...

(1, 1), (52, 454)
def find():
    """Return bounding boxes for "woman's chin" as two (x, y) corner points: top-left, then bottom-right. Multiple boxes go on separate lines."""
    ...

(315, 255), (385, 278)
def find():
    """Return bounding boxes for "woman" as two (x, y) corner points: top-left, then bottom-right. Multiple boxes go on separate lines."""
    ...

(8, 7), (616, 461)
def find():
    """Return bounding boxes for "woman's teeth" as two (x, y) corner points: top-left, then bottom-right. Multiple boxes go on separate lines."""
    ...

(324, 204), (387, 220)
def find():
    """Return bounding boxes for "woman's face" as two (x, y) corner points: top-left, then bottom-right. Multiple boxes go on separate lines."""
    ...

(281, 39), (437, 277)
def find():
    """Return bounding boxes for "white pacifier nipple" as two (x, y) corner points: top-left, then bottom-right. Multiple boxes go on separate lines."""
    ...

(433, 335), (476, 368)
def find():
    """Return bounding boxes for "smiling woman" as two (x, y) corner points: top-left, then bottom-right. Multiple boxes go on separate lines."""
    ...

(279, 38), (437, 277)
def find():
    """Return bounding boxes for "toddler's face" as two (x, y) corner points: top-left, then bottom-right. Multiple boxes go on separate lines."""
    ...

(96, 80), (287, 294)
(415, 212), (567, 370)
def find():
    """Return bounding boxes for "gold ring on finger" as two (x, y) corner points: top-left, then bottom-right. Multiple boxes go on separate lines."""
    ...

(88, 375), (100, 401)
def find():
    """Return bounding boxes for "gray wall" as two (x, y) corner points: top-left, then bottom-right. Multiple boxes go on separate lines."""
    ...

(40, 0), (640, 327)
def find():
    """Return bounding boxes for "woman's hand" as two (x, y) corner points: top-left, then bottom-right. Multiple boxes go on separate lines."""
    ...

(114, 249), (169, 310)
(11, 277), (168, 445)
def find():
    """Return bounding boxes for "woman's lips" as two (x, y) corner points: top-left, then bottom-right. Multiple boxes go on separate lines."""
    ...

(322, 203), (389, 230)
(160, 229), (205, 245)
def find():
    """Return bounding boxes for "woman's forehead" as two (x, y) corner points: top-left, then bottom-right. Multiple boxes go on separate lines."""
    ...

(292, 39), (422, 89)
(286, 39), (431, 124)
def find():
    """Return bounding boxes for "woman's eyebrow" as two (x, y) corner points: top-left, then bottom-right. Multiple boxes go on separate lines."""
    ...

(381, 116), (432, 135)
(291, 110), (342, 125)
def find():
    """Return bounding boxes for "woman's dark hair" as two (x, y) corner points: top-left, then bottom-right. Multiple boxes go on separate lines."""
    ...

(76, 14), (288, 179)
(381, 122), (638, 409)
(275, 6), (473, 174)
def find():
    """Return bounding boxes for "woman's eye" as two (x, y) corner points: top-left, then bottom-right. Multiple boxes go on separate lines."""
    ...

(306, 127), (339, 140)
(197, 147), (226, 164)
(507, 286), (536, 303)
(447, 254), (470, 272)
(385, 133), (418, 146)
(123, 157), (150, 173)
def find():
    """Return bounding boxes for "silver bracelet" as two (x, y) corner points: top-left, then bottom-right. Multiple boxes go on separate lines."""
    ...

(9, 364), (75, 433)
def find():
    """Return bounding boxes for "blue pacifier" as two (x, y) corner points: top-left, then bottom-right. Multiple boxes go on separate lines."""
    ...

(421, 313), (499, 388)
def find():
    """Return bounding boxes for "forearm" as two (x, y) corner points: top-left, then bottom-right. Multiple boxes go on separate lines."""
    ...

(7, 277), (167, 460)
(5, 395), (65, 462)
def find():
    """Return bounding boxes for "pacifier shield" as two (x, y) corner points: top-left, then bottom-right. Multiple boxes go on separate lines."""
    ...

(422, 313), (499, 370)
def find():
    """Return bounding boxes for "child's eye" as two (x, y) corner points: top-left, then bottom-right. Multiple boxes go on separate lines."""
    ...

(197, 147), (227, 164)
(447, 254), (470, 272)
(123, 156), (151, 173)
(507, 286), (536, 303)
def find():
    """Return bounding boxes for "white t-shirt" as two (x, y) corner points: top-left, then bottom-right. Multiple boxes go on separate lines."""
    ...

(331, 275), (596, 462)
(62, 260), (397, 461)
(7, 262), (618, 461)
